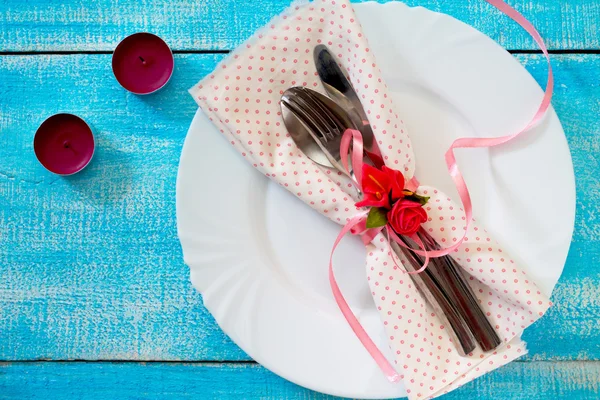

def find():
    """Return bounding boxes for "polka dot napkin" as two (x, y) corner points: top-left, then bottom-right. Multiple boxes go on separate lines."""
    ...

(189, 0), (552, 398)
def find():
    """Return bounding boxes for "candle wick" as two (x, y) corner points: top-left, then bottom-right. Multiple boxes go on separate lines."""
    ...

(139, 56), (147, 65)
(62, 139), (77, 155)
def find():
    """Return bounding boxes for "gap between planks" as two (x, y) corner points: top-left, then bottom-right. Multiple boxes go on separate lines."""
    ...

(0, 360), (597, 364)
(0, 49), (599, 56)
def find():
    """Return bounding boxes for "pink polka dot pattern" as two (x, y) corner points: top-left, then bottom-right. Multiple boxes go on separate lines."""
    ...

(366, 186), (550, 398)
(189, 1), (551, 399)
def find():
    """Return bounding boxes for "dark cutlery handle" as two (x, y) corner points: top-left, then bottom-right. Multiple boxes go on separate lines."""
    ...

(391, 242), (477, 356)
(417, 231), (502, 352)
(438, 253), (502, 351)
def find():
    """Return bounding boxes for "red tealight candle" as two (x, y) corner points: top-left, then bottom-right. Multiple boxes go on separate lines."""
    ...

(112, 32), (174, 94)
(34, 114), (95, 175)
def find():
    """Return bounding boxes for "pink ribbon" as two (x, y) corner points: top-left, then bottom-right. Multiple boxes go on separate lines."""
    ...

(330, 128), (428, 383)
(328, 0), (554, 382)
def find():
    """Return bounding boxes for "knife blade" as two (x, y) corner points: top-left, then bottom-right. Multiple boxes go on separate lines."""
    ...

(314, 44), (374, 151)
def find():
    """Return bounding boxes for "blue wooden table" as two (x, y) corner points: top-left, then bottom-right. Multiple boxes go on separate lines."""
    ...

(1, 1), (598, 398)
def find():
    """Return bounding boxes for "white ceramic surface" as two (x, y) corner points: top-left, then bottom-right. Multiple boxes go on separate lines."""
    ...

(176, 2), (575, 398)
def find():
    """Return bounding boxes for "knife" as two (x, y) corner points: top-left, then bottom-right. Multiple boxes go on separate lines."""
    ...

(314, 44), (501, 353)
(314, 44), (375, 151)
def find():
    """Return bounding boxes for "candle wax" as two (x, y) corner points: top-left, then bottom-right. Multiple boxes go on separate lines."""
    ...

(34, 114), (95, 175)
(112, 33), (174, 94)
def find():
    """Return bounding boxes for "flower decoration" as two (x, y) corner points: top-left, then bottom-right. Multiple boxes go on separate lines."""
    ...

(358, 164), (429, 236)
(388, 199), (428, 235)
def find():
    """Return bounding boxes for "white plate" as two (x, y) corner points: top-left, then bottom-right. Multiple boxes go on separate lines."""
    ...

(177, 2), (575, 399)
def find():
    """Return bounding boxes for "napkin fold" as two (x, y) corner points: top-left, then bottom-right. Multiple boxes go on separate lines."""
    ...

(190, 0), (551, 398)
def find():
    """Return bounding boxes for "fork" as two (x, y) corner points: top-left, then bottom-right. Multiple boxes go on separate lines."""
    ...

(296, 86), (503, 353)
(281, 86), (479, 356)
(283, 86), (503, 354)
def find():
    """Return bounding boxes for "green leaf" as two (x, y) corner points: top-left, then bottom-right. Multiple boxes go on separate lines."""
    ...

(405, 194), (430, 206)
(366, 207), (388, 228)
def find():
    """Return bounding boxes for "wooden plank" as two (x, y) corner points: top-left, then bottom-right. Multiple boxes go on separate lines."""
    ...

(0, 53), (598, 362)
(0, 361), (599, 399)
(0, 52), (246, 362)
(0, 0), (599, 52)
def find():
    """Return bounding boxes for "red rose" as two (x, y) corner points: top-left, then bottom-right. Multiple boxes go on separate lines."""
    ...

(387, 199), (428, 235)
(355, 164), (405, 209)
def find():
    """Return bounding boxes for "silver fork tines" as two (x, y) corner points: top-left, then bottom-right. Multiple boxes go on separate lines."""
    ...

(281, 86), (364, 190)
